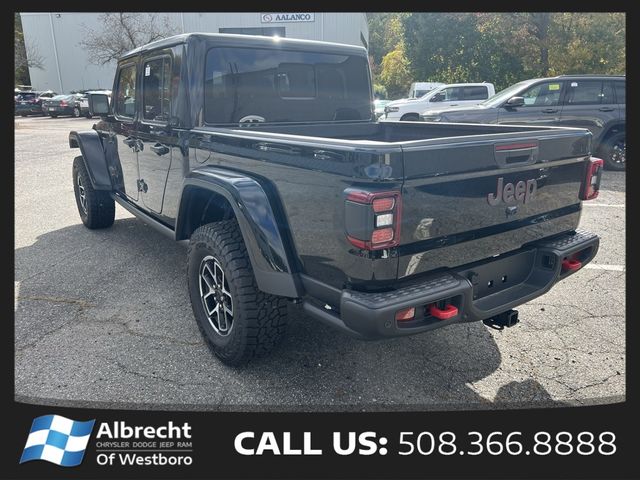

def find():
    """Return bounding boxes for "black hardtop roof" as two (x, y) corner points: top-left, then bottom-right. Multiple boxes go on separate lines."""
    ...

(120, 32), (367, 60)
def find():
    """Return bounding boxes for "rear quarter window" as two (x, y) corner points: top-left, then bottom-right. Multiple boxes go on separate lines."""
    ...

(614, 81), (625, 104)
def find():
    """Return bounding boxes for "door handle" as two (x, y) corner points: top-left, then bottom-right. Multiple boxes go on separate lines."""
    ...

(599, 107), (615, 112)
(150, 143), (170, 156)
(541, 108), (558, 113)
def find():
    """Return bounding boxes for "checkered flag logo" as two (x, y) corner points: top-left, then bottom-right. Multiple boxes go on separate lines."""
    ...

(20, 415), (95, 467)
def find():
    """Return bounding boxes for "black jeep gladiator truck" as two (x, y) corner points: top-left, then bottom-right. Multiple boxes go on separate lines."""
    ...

(70, 33), (602, 365)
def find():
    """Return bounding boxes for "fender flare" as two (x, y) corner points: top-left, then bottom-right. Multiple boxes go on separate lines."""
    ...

(69, 130), (112, 190)
(176, 167), (302, 299)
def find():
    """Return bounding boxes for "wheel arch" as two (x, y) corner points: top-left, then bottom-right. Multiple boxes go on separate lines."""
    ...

(596, 122), (625, 150)
(69, 130), (112, 190)
(176, 167), (302, 298)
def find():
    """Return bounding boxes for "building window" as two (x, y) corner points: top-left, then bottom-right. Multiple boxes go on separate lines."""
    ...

(219, 27), (286, 37)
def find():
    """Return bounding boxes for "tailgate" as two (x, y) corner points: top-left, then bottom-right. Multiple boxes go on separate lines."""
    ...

(398, 129), (591, 279)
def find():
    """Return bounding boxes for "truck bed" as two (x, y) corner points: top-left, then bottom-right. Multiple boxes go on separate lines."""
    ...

(187, 120), (591, 292)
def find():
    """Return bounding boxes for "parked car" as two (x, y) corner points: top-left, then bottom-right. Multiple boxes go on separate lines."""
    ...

(71, 33), (602, 365)
(420, 75), (625, 170)
(382, 82), (496, 122)
(373, 99), (391, 119)
(407, 81), (445, 99)
(15, 90), (57, 116)
(44, 94), (86, 117)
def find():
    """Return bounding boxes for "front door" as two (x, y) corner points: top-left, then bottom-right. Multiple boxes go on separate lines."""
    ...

(112, 61), (140, 202)
(136, 54), (174, 215)
(497, 80), (565, 127)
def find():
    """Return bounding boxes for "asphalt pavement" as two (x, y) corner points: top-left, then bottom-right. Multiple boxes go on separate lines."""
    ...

(14, 115), (625, 411)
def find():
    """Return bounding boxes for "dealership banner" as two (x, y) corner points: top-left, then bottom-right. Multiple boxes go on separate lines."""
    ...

(3, 401), (636, 479)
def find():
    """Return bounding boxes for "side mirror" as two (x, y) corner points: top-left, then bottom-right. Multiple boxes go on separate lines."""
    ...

(505, 96), (525, 107)
(88, 93), (110, 116)
(430, 93), (445, 103)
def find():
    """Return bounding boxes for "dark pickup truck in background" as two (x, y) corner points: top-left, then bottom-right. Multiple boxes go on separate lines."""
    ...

(70, 33), (602, 365)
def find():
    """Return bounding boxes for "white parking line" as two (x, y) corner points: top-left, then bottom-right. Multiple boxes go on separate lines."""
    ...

(584, 264), (625, 272)
(582, 203), (625, 208)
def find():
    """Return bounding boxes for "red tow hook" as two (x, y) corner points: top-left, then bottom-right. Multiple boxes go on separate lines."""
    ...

(562, 258), (582, 272)
(429, 303), (458, 320)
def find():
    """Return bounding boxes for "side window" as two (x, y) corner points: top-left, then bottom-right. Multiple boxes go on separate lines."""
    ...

(143, 57), (172, 121)
(445, 87), (463, 101)
(521, 82), (561, 107)
(115, 64), (137, 118)
(614, 81), (625, 104)
(463, 86), (488, 100)
(565, 81), (604, 105)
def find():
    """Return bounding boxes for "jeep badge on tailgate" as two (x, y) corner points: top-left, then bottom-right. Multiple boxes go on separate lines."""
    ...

(487, 177), (537, 206)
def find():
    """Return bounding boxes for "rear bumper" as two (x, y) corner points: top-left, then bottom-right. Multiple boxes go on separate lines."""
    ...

(15, 105), (42, 115)
(302, 230), (599, 339)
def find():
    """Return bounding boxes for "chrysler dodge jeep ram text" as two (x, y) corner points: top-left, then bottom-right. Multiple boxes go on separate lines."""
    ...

(70, 34), (602, 365)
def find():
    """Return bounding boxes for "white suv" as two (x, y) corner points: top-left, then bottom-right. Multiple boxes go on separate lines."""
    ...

(381, 83), (495, 122)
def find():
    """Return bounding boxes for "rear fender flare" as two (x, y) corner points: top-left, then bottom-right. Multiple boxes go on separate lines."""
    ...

(69, 130), (112, 190)
(176, 167), (302, 298)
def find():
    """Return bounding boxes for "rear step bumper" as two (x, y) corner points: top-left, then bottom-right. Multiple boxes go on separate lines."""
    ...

(303, 230), (599, 339)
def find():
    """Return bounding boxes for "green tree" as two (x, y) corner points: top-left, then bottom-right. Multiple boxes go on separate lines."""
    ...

(549, 13), (625, 75)
(15, 13), (44, 86)
(379, 44), (412, 98)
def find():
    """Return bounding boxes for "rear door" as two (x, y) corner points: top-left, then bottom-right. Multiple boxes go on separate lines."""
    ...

(135, 52), (175, 215)
(497, 80), (565, 126)
(557, 79), (618, 145)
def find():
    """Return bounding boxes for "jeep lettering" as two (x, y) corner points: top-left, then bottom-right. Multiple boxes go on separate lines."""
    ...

(487, 177), (537, 206)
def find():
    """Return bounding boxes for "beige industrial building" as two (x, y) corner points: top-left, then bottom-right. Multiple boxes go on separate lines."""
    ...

(20, 12), (369, 93)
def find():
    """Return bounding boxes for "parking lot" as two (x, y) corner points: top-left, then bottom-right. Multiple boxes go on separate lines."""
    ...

(14, 115), (625, 411)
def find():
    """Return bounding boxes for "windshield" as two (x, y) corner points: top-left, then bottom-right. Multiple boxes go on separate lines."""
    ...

(204, 47), (372, 124)
(480, 80), (533, 107)
(480, 80), (534, 107)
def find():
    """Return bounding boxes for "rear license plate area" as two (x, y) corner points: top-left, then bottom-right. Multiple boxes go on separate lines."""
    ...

(457, 248), (536, 300)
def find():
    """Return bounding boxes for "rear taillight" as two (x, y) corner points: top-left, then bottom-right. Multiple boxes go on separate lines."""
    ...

(60, 100), (67, 106)
(345, 189), (402, 250)
(580, 157), (604, 200)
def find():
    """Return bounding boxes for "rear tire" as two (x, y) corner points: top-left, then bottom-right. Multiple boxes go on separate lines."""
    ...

(599, 132), (625, 171)
(187, 220), (288, 366)
(50, 114), (58, 118)
(72, 156), (115, 229)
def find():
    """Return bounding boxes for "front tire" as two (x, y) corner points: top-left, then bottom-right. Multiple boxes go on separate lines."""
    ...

(73, 107), (81, 117)
(72, 156), (115, 229)
(400, 113), (420, 121)
(599, 132), (625, 171)
(187, 220), (288, 366)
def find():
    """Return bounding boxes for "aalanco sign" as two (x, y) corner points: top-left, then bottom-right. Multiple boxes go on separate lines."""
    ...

(261, 13), (315, 23)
